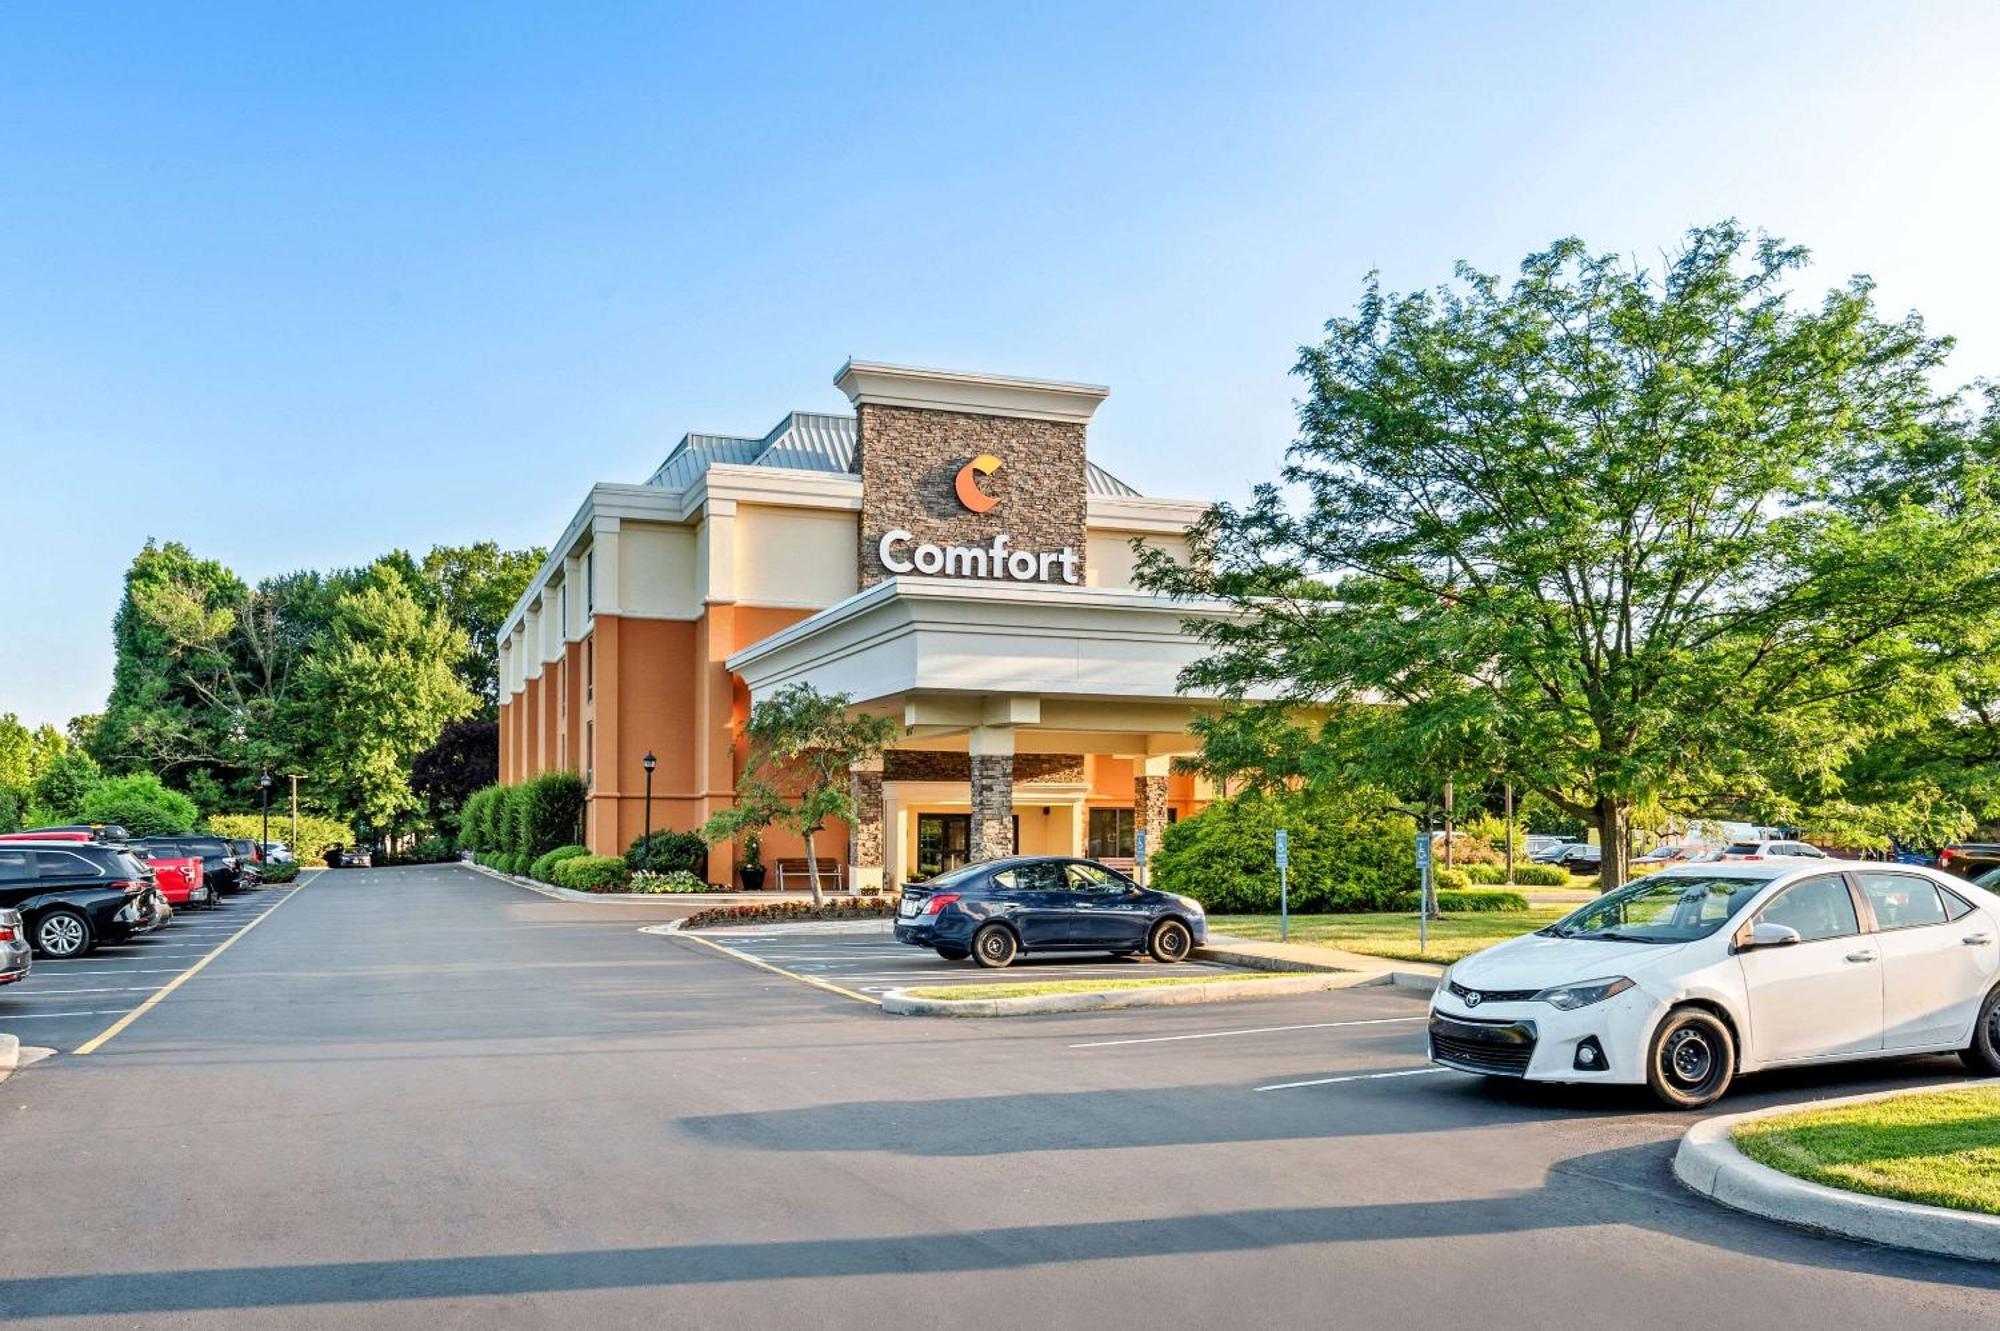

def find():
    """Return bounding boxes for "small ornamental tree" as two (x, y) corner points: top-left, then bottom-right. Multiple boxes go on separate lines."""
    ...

(702, 683), (897, 908)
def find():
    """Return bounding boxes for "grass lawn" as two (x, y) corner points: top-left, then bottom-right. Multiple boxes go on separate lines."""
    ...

(903, 972), (1292, 1001)
(1210, 908), (1568, 963)
(1732, 1086), (2000, 1216)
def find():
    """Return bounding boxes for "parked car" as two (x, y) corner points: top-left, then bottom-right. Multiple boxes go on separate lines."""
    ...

(133, 835), (245, 896)
(227, 839), (264, 884)
(1719, 839), (1831, 862)
(1632, 845), (1716, 868)
(1937, 844), (2000, 879)
(894, 855), (1207, 968)
(9, 823), (132, 842)
(1526, 836), (1576, 861)
(0, 908), (30, 986)
(2, 830), (214, 911)
(1430, 861), (2000, 1108)
(261, 842), (297, 865)
(0, 841), (170, 957)
(1536, 842), (1601, 873)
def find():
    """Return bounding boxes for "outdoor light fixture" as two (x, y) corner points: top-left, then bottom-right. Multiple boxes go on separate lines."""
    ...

(258, 771), (273, 864)
(641, 751), (658, 872)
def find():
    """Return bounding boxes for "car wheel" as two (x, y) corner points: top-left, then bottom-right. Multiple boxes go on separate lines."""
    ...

(934, 946), (970, 962)
(1148, 919), (1193, 964)
(1646, 1007), (1735, 1110)
(34, 909), (93, 959)
(970, 924), (1017, 969)
(1960, 984), (2000, 1075)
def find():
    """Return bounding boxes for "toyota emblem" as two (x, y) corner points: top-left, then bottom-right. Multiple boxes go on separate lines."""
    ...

(1463, 989), (1482, 1008)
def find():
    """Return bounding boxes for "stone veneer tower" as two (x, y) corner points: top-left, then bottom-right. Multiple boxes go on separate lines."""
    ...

(836, 361), (1111, 863)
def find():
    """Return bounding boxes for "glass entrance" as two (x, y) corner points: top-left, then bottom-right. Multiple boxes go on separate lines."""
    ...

(915, 813), (1020, 879)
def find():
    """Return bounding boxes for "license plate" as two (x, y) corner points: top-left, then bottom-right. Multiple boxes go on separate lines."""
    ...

(897, 897), (922, 919)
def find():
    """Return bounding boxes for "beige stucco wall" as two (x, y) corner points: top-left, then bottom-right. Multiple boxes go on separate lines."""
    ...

(618, 521), (701, 618)
(1084, 530), (1190, 589)
(735, 503), (860, 609)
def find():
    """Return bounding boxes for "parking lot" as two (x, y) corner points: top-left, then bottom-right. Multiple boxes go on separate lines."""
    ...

(689, 922), (1252, 997)
(0, 877), (310, 1052)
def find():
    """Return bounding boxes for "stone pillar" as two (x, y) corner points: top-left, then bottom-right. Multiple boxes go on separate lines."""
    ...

(1136, 755), (1171, 882)
(848, 757), (885, 892)
(969, 725), (1015, 862)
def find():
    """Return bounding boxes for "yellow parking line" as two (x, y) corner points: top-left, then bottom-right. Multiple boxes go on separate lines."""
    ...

(668, 928), (881, 1007)
(72, 871), (320, 1055)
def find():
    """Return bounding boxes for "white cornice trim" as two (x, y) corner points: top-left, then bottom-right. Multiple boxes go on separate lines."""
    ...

(1086, 494), (1210, 533)
(835, 359), (1109, 424)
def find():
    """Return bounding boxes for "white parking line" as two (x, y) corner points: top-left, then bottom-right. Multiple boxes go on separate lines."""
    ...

(1255, 1068), (1447, 1092)
(0, 1009), (125, 1019)
(1069, 1016), (1429, 1049)
(11, 986), (166, 995)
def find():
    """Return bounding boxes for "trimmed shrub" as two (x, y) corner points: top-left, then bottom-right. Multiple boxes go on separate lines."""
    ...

(380, 837), (454, 865)
(530, 844), (590, 882)
(1463, 862), (1505, 885)
(683, 897), (894, 929)
(632, 869), (708, 893)
(261, 861), (301, 883)
(1433, 866), (1472, 892)
(1151, 785), (1416, 914)
(553, 854), (631, 891)
(1392, 888), (1531, 913)
(458, 787), (495, 852)
(1511, 864), (1569, 887)
(208, 813), (355, 866)
(520, 772), (586, 862)
(625, 829), (708, 876)
(79, 773), (198, 837)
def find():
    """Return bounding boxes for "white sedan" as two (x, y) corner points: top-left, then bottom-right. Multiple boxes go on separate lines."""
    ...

(1429, 861), (2000, 1107)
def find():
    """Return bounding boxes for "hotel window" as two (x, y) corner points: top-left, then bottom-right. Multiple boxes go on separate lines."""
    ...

(585, 635), (594, 702)
(1087, 808), (1136, 859)
(585, 550), (595, 615)
(585, 721), (594, 787)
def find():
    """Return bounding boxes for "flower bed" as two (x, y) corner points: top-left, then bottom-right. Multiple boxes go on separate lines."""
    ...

(682, 898), (896, 929)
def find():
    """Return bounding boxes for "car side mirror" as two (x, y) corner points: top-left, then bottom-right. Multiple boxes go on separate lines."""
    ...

(1743, 921), (1802, 950)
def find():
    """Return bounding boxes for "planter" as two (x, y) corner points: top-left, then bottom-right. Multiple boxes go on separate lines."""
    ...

(738, 865), (767, 891)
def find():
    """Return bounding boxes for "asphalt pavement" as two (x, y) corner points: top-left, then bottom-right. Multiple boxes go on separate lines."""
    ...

(0, 864), (1995, 1329)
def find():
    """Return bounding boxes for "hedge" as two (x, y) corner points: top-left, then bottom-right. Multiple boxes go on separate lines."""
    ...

(1392, 888), (1531, 913)
(261, 861), (301, 883)
(553, 854), (631, 891)
(631, 869), (708, 893)
(530, 844), (590, 883)
(1510, 864), (1570, 887)
(626, 829), (707, 876)
(682, 898), (894, 929)
(519, 772), (586, 862)
(208, 813), (355, 867)
(1151, 785), (1415, 914)
(1433, 866), (1471, 892)
(79, 774), (197, 837)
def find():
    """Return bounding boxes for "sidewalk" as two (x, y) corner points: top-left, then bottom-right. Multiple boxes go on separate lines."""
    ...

(1197, 932), (1445, 993)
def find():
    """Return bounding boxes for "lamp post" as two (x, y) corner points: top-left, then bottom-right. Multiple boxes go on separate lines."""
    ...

(258, 771), (273, 866)
(641, 751), (657, 871)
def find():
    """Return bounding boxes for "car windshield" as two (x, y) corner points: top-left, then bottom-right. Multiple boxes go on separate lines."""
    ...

(1541, 874), (1769, 944)
(1975, 865), (2000, 891)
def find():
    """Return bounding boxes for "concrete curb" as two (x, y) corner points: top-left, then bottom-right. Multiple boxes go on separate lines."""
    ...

(880, 972), (1361, 1018)
(1673, 1080), (2000, 1264)
(648, 917), (894, 936)
(0, 1034), (55, 1086)
(1193, 945), (1441, 995)
(461, 860), (826, 905)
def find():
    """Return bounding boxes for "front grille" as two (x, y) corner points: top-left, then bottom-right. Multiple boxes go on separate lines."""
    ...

(1447, 979), (1538, 1005)
(1429, 1015), (1538, 1076)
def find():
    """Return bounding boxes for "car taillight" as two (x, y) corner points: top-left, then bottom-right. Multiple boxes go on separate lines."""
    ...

(1941, 849), (1956, 866)
(923, 893), (960, 916)
(0, 926), (14, 942)
(110, 879), (141, 894)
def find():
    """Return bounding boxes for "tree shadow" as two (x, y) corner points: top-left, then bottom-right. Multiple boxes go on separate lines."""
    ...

(1, 1142), (1992, 1320)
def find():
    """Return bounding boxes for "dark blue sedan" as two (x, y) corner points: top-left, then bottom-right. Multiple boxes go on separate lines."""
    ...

(893, 856), (1207, 968)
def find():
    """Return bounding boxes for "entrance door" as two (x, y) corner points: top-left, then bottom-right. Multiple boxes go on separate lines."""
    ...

(916, 813), (1020, 879)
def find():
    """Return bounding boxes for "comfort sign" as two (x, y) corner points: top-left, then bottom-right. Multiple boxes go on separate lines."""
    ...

(879, 530), (1082, 584)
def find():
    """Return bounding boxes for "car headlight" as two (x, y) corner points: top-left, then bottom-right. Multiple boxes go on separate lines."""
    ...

(1533, 976), (1635, 1011)
(1173, 895), (1204, 915)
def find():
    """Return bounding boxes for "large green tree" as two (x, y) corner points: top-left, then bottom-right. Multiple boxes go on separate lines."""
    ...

(299, 566), (479, 832)
(1141, 224), (2000, 889)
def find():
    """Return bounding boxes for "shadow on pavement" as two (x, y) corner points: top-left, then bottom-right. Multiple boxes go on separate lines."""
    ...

(3, 1142), (1993, 1318)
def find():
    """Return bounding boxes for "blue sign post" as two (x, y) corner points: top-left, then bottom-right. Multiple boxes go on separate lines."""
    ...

(1135, 828), (1148, 887)
(1275, 828), (1290, 941)
(1414, 830), (1433, 953)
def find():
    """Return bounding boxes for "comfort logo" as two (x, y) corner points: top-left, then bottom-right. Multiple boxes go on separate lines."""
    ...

(953, 453), (1002, 513)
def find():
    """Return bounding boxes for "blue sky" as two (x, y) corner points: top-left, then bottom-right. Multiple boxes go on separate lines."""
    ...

(4, 2), (1998, 727)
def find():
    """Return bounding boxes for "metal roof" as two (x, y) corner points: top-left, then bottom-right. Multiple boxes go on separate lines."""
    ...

(643, 412), (1141, 497)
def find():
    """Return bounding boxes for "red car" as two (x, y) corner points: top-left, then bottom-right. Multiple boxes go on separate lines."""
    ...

(0, 830), (211, 910)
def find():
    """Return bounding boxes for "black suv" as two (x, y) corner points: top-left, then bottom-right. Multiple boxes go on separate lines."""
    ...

(134, 835), (245, 895)
(0, 842), (168, 957)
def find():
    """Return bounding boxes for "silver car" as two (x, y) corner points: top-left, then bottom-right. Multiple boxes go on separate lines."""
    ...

(0, 908), (32, 987)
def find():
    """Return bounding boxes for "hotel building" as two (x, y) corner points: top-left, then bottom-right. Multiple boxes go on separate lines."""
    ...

(496, 360), (1237, 889)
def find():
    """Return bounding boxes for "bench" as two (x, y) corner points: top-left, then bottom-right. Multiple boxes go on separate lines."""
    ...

(774, 858), (846, 891)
